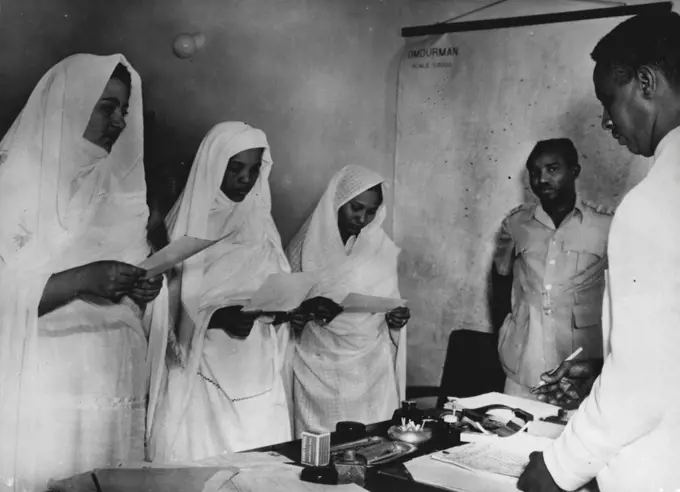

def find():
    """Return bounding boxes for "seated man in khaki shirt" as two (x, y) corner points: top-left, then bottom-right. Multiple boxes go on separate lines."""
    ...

(493, 138), (613, 399)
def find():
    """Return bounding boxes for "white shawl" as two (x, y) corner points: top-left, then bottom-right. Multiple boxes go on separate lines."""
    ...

(286, 165), (406, 435)
(0, 54), (164, 488)
(148, 122), (291, 461)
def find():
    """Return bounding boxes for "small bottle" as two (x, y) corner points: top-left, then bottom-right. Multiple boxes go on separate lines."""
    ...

(333, 450), (367, 487)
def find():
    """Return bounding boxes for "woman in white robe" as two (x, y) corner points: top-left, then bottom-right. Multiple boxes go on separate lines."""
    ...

(0, 54), (166, 491)
(285, 165), (410, 437)
(147, 122), (292, 462)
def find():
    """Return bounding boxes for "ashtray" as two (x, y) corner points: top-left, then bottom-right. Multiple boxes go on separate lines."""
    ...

(387, 425), (432, 445)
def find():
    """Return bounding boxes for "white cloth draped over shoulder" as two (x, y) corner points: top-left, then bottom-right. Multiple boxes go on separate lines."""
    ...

(147, 122), (292, 463)
(0, 54), (168, 492)
(285, 164), (406, 437)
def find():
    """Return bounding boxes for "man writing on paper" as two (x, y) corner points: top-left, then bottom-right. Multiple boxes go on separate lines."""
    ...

(518, 12), (680, 492)
(493, 138), (613, 399)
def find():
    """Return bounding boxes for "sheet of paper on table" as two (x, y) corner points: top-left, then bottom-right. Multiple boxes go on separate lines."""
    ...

(431, 433), (553, 478)
(241, 272), (317, 313)
(405, 453), (519, 492)
(340, 293), (406, 313)
(139, 233), (234, 278)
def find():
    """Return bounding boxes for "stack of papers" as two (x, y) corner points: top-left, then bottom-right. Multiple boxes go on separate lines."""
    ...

(431, 433), (553, 478)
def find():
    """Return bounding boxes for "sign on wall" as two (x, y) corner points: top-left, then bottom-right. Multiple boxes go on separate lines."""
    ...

(394, 17), (650, 386)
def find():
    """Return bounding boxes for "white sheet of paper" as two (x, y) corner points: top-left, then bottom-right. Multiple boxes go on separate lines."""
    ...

(405, 453), (518, 492)
(340, 293), (406, 313)
(139, 234), (232, 278)
(447, 392), (561, 420)
(431, 434), (553, 478)
(241, 273), (316, 313)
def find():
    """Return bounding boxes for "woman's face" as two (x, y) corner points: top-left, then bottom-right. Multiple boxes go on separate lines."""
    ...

(83, 77), (130, 152)
(337, 186), (382, 240)
(220, 148), (263, 202)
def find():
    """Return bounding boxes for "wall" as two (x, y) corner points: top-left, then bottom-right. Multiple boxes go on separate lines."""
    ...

(1, 0), (678, 387)
(0, 0), (404, 244)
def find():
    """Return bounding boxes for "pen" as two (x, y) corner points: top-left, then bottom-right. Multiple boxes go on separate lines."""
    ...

(532, 346), (583, 391)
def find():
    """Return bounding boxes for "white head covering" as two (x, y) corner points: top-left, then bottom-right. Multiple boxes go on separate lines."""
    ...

(0, 53), (149, 487)
(287, 164), (389, 284)
(164, 121), (282, 348)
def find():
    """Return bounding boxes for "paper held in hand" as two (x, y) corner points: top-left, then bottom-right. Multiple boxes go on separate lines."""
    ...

(340, 293), (406, 314)
(139, 233), (233, 278)
(240, 272), (317, 313)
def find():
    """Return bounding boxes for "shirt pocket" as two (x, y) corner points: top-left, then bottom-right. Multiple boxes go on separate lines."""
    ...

(563, 228), (607, 272)
(571, 304), (604, 358)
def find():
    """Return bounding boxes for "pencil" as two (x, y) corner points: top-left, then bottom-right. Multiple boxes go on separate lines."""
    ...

(532, 346), (583, 390)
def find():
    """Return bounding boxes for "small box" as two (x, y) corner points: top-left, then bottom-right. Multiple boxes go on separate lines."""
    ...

(301, 431), (331, 467)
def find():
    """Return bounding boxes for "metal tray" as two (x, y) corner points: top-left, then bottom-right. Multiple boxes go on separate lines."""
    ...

(330, 436), (417, 467)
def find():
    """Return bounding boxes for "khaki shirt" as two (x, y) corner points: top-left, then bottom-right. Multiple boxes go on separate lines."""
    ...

(494, 197), (613, 389)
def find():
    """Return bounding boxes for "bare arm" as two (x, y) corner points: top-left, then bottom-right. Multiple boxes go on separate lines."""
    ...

(491, 217), (515, 329)
(38, 268), (82, 317)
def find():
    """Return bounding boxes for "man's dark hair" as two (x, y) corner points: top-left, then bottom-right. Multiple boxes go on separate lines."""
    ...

(110, 63), (132, 92)
(591, 12), (680, 89)
(526, 138), (579, 169)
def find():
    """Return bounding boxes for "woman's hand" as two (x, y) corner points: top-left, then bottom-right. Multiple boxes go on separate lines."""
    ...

(214, 305), (259, 338)
(73, 260), (146, 302)
(298, 296), (344, 324)
(385, 306), (410, 329)
(128, 274), (164, 307)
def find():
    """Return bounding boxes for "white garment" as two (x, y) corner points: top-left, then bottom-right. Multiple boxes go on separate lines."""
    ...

(543, 125), (680, 492)
(147, 122), (292, 463)
(0, 54), (168, 492)
(285, 165), (406, 438)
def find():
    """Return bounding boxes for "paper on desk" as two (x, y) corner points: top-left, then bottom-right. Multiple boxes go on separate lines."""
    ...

(139, 233), (233, 278)
(241, 272), (317, 313)
(405, 454), (518, 492)
(447, 392), (561, 420)
(79, 452), (363, 492)
(406, 452), (597, 492)
(340, 293), (406, 313)
(431, 434), (553, 478)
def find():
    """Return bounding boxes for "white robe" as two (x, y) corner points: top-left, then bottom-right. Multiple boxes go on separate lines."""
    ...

(147, 122), (292, 463)
(0, 54), (168, 492)
(285, 165), (407, 438)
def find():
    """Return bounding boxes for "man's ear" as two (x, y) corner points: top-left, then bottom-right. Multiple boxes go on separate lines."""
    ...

(637, 65), (658, 100)
(572, 163), (581, 180)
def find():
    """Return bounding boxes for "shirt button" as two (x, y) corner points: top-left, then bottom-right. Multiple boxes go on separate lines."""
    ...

(548, 259), (555, 265)
(545, 284), (552, 291)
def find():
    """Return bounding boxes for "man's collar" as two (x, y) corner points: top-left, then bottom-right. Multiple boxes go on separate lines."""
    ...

(533, 194), (583, 229)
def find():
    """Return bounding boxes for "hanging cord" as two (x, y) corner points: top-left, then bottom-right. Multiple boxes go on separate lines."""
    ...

(568, 0), (626, 5)
(437, 0), (626, 26)
(438, 0), (509, 24)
